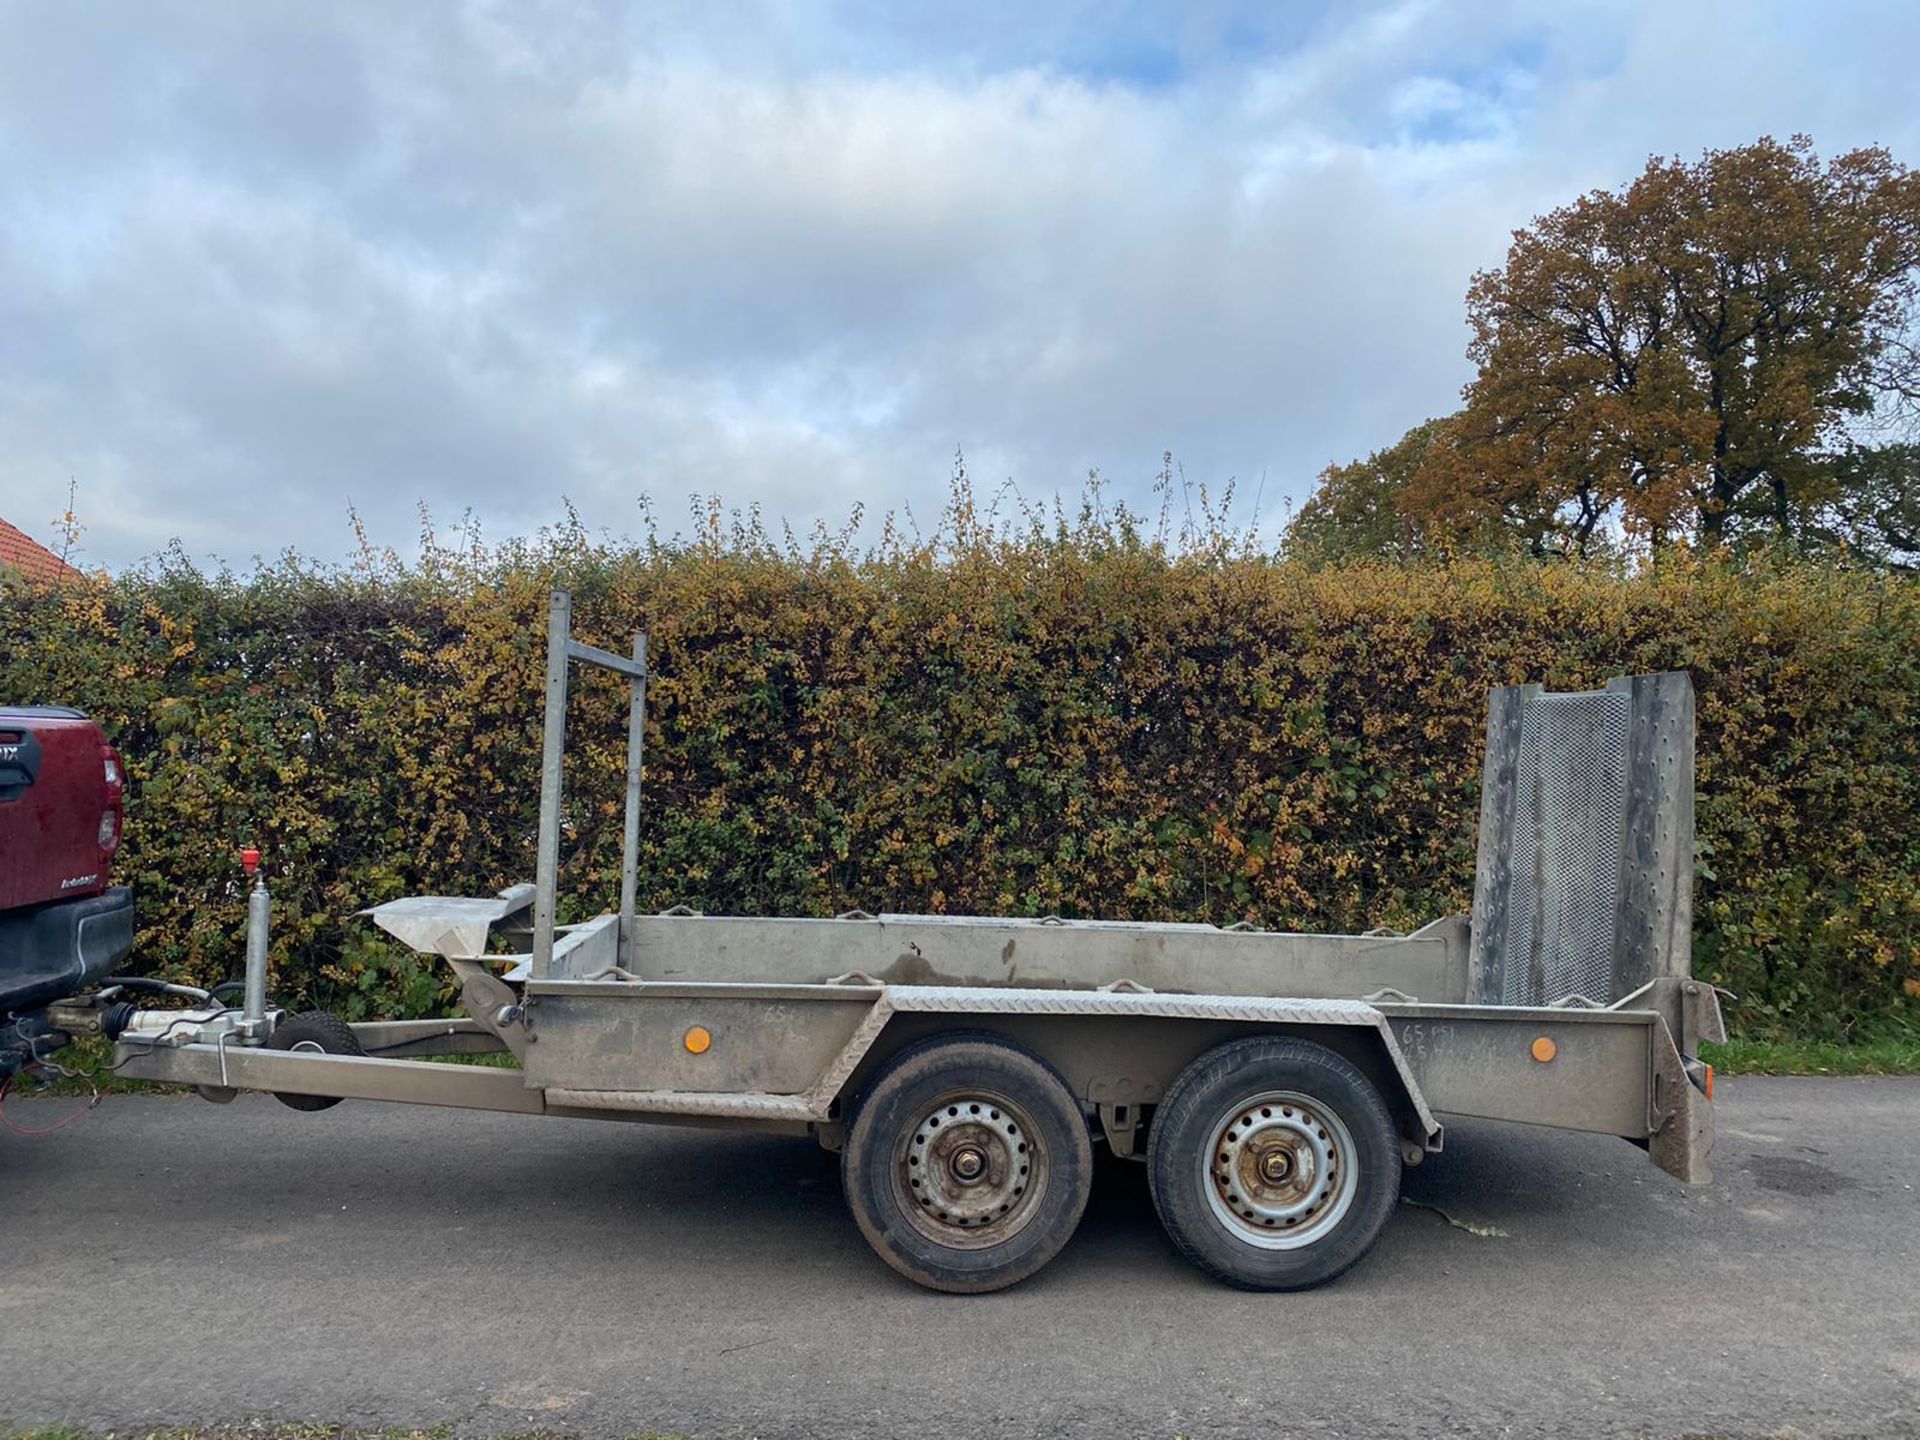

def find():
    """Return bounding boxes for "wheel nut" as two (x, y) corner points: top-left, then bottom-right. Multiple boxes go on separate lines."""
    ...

(1259, 1149), (1295, 1184)
(951, 1145), (987, 1182)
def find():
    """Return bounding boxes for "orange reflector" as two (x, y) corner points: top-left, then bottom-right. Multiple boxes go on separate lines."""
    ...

(1702, 1064), (1714, 1101)
(1529, 1036), (1557, 1063)
(683, 1025), (712, 1055)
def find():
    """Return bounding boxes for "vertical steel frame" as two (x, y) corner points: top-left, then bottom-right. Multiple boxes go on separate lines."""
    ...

(531, 589), (649, 979)
(618, 633), (647, 970)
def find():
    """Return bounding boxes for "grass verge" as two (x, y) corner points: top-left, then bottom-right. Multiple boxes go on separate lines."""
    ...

(1701, 1032), (1920, 1077)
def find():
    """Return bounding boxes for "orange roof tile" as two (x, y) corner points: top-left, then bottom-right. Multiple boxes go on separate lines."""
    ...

(0, 515), (84, 584)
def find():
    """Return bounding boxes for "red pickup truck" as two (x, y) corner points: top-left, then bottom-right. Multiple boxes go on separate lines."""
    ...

(0, 706), (134, 1079)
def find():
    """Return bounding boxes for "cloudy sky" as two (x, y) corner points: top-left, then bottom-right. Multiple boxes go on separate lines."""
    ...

(2, 1), (1914, 570)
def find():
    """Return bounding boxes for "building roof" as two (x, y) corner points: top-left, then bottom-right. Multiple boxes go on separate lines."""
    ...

(0, 516), (84, 584)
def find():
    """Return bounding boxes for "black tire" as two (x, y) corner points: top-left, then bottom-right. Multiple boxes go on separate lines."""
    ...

(1148, 1035), (1400, 1291)
(843, 1034), (1094, 1293)
(267, 1010), (363, 1112)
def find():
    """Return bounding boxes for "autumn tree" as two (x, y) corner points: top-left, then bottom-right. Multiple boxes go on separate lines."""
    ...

(1284, 421), (1443, 562)
(1435, 136), (1920, 551)
(1288, 414), (1623, 562)
(1292, 137), (1920, 560)
(1805, 441), (1920, 569)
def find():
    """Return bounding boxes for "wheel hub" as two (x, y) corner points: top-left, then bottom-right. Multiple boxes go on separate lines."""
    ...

(1202, 1091), (1359, 1250)
(898, 1092), (1046, 1249)
(1257, 1147), (1297, 1184)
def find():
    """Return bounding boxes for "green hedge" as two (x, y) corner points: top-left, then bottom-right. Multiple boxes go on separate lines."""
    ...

(4, 530), (1915, 1039)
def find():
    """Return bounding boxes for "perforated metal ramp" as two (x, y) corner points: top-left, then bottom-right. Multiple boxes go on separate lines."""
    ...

(1470, 673), (1694, 1007)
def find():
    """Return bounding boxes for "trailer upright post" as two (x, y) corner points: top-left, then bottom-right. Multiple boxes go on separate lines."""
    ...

(618, 632), (646, 972)
(532, 590), (571, 980)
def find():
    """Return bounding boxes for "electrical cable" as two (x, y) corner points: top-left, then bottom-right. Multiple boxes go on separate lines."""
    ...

(102, 1010), (237, 1070)
(0, 1072), (99, 1136)
(0, 1007), (240, 1137)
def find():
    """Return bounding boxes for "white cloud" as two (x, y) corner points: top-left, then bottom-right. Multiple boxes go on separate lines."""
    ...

(0, 0), (1915, 567)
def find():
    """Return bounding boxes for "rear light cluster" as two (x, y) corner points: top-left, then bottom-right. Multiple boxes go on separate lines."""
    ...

(1683, 1054), (1715, 1099)
(99, 743), (125, 858)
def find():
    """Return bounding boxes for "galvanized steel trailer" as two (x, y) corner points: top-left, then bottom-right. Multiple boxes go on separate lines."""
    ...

(84, 592), (1723, 1293)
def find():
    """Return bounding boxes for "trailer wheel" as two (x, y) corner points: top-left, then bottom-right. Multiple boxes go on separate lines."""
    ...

(843, 1034), (1093, 1293)
(1148, 1035), (1400, 1290)
(267, 1010), (363, 1112)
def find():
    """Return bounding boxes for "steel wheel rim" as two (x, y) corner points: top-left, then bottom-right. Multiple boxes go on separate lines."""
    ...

(895, 1089), (1049, 1250)
(1200, 1089), (1358, 1249)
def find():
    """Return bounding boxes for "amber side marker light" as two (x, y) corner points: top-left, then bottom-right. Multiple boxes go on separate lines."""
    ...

(683, 1025), (713, 1055)
(1529, 1036), (1558, 1063)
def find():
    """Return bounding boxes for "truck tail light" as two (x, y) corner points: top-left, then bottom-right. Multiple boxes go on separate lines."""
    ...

(99, 744), (125, 856)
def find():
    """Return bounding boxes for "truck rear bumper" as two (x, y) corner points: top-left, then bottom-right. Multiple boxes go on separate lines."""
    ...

(0, 885), (134, 1015)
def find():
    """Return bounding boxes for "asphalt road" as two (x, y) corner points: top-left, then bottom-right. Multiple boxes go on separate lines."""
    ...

(2, 1077), (1916, 1440)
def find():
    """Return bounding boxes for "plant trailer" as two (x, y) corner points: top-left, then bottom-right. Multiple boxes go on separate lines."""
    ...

(58, 592), (1722, 1293)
